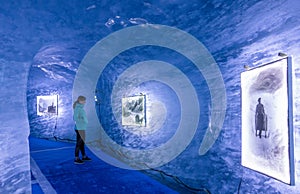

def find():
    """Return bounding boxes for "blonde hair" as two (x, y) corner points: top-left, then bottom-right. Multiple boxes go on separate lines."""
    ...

(73, 95), (86, 109)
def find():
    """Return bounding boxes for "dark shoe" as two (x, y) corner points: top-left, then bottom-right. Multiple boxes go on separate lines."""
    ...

(74, 158), (84, 164)
(82, 156), (92, 161)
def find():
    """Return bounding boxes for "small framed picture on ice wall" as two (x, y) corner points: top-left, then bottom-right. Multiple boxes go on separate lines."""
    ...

(241, 57), (295, 185)
(37, 95), (58, 116)
(122, 95), (146, 127)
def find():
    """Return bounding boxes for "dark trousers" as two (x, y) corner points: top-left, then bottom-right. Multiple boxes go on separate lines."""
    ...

(75, 130), (86, 157)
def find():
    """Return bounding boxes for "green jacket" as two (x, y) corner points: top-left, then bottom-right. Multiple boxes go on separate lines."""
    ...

(73, 103), (88, 130)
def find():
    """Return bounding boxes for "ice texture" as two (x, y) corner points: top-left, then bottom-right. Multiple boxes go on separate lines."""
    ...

(0, 61), (31, 193)
(27, 44), (82, 141)
(1, 0), (300, 193)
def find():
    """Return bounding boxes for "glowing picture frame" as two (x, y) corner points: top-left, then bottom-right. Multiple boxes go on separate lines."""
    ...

(122, 95), (146, 126)
(36, 95), (58, 116)
(241, 57), (295, 185)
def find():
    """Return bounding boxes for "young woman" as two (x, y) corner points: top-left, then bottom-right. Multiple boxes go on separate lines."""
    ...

(73, 96), (91, 164)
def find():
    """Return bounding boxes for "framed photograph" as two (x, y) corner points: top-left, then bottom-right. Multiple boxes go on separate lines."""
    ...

(241, 57), (295, 185)
(37, 95), (58, 116)
(122, 95), (146, 126)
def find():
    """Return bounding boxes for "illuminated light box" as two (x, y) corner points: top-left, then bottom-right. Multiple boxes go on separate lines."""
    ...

(122, 95), (146, 126)
(241, 57), (295, 185)
(37, 95), (58, 116)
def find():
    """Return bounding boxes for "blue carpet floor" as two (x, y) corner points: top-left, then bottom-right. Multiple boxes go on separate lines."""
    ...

(29, 137), (177, 194)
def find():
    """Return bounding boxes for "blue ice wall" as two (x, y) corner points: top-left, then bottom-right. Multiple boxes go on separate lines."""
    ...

(27, 44), (82, 140)
(1, 0), (300, 193)
(0, 60), (31, 193)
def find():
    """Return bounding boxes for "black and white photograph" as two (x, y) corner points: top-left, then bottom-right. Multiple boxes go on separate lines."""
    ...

(241, 58), (294, 185)
(37, 95), (58, 116)
(122, 95), (146, 126)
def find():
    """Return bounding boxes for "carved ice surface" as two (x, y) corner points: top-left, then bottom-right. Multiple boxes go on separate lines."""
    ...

(1, 0), (300, 193)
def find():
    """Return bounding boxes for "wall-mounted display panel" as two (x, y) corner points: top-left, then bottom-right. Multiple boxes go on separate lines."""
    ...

(241, 57), (294, 185)
(122, 95), (146, 126)
(37, 95), (58, 116)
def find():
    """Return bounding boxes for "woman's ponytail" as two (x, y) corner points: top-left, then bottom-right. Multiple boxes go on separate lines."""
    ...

(73, 96), (86, 109)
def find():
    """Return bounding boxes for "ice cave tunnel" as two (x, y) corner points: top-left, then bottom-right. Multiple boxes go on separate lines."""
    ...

(1, 0), (300, 193)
